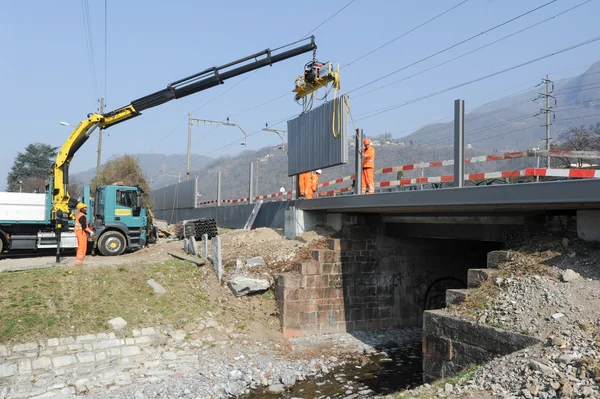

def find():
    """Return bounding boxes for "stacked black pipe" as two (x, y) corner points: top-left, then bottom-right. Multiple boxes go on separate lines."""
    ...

(180, 218), (218, 240)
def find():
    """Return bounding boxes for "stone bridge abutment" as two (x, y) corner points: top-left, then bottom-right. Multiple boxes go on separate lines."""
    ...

(275, 214), (502, 338)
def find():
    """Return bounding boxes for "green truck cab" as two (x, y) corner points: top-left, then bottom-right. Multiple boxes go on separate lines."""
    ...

(91, 183), (147, 256)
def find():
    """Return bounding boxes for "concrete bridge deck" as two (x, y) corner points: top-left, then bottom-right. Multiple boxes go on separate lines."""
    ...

(297, 179), (600, 215)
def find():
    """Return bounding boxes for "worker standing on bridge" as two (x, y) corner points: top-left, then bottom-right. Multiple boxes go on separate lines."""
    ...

(362, 138), (375, 194)
(299, 172), (311, 198)
(74, 203), (94, 266)
(308, 170), (322, 199)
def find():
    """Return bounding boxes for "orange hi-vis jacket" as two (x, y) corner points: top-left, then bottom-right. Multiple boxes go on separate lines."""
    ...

(362, 146), (375, 169)
(74, 212), (89, 266)
(311, 173), (319, 193)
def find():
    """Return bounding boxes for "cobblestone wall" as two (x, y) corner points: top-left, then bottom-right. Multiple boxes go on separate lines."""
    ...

(0, 326), (205, 399)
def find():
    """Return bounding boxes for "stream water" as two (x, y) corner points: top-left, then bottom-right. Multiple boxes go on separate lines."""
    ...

(244, 340), (422, 399)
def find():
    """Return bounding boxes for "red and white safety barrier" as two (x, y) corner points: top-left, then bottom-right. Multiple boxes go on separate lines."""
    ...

(319, 174), (356, 188)
(253, 190), (294, 200)
(316, 149), (600, 191)
(373, 168), (600, 189)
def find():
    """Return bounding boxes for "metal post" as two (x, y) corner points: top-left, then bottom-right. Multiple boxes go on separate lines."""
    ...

(97, 97), (104, 176)
(186, 112), (192, 180)
(536, 148), (540, 183)
(355, 129), (363, 195)
(249, 162), (254, 204)
(454, 99), (465, 188)
(217, 171), (221, 206)
(545, 75), (551, 168)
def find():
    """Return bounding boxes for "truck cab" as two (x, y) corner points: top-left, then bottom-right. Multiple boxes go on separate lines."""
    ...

(92, 184), (147, 256)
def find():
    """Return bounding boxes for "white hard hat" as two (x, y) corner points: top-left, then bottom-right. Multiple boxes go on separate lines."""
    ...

(316, 169), (322, 174)
(279, 187), (285, 193)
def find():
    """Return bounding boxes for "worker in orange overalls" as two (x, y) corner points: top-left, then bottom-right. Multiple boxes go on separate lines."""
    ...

(299, 171), (311, 198)
(306, 169), (321, 199)
(362, 138), (375, 194)
(74, 203), (94, 266)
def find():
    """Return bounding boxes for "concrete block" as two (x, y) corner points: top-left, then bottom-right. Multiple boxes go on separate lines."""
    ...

(93, 339), (122, 350)
(46, 339), (59, 348)
(134, 336), (152, 345)
(32, 357), (52, 370)
(445, 289), (468, 306)
(487, 251), (512, 268)
(121, 346), (142, 357)
(577, 210), (600, 242)
(76, 352), (96, 364)
(75, 334), (96, 344)
(467, 269), (499, 288)
(12, 342), (37, 352)
(51, 355), (76, 368)
(59, 336), (75, 345)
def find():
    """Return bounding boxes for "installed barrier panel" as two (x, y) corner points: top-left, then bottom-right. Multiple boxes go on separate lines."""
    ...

(151, 178), (198, 211)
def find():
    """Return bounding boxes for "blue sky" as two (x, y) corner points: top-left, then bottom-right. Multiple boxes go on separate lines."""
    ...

(1, 0), (599, 190)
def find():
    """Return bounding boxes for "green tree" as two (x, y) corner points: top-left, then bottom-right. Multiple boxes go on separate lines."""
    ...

(6, 143), (58, 192)
(91, 155), (150, 194)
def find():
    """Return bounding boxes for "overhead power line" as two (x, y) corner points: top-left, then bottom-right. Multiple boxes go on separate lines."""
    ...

(146, 0), (358, 153)
(343, 0), (469, 68)
(347, 0), (558, 95)
(352, 0), (591, 100)
(355, 35), (600, 122)
(227, 1), (473, 119)
(80, 0), (99, 107)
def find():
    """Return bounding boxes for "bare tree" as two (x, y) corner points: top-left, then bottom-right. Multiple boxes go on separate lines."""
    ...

(554, 124), (600, 168)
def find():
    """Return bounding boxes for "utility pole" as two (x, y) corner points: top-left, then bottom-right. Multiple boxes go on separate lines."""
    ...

(187, 112), (192, 180)
(539, 75), (555, 168)
(97, 97), (104, 176)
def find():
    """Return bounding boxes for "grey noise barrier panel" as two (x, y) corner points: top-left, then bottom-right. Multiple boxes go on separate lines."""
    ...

(153, 201), (295, 229)
(287, 94), (348, 176)
(151, 178), (198, 211)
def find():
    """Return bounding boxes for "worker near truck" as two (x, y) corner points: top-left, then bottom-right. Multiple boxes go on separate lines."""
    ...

(74, 203), (94, 266)
(362, 138), (375, 194)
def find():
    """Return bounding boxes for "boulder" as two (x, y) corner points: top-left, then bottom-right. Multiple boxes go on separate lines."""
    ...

(227, 276), (270, 297)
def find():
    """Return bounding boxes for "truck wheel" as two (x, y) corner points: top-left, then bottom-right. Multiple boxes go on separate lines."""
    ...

(0, 238), (3, 254)
(98, 231), (126, 256)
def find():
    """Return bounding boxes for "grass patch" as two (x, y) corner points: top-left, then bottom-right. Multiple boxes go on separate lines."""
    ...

(0, 259), (209, 344)
(451, 278), (499, 317)
(391, 365), (480, 399)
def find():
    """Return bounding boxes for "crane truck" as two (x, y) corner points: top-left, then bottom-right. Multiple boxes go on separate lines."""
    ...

(0, 37), (317, 257)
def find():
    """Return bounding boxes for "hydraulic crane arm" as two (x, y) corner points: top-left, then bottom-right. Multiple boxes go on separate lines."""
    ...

(52, 37), (317, 217)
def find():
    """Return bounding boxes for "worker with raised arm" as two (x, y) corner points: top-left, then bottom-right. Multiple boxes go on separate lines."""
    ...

(74, 203), (94, 266)
(362, 138), (375, 194)
(309, 169), (322, 199)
